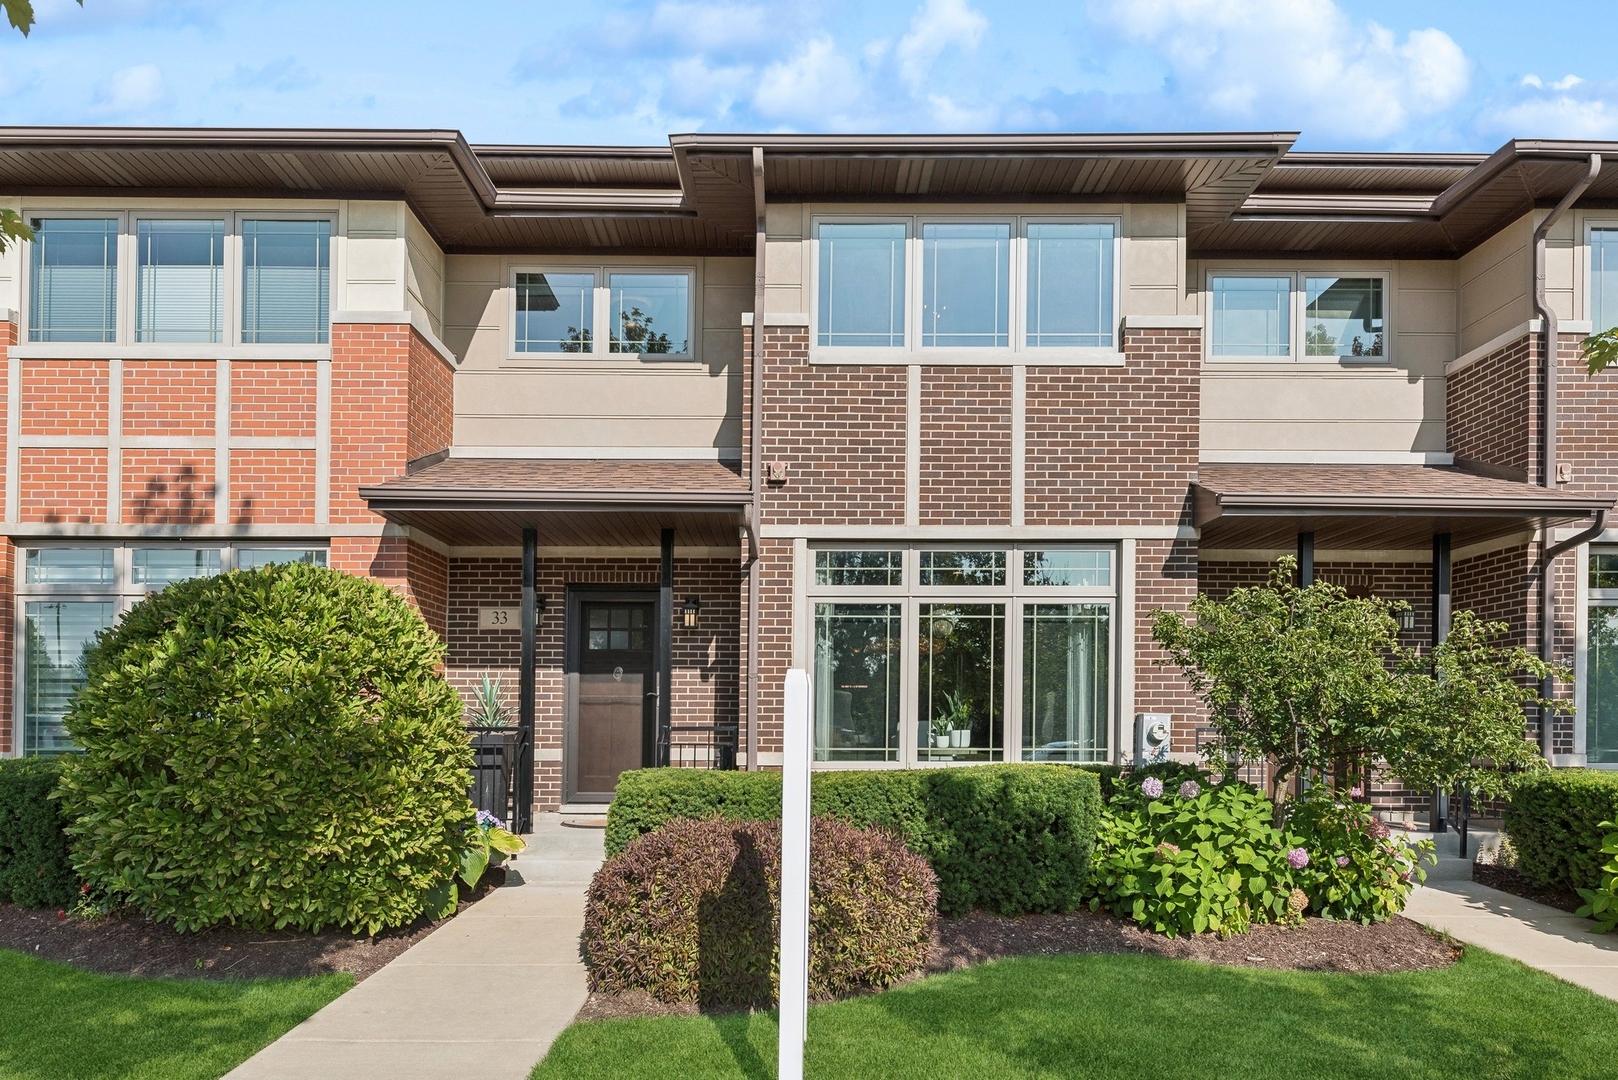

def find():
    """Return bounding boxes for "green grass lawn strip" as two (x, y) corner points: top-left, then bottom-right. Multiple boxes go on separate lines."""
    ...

(535, 947), (1618, 1080)
(0, 948), (351, 1080)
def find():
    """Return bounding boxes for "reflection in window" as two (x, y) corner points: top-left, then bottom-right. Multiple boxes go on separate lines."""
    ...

(587, 605), (649, 651)
(23, 601), (115, 755)
(918, 604), (1003, 763)
(132, 548), (221, 585)
(815, 550), (903, 587)
(609, 273), (689, 355)
(1026, 223), (1114, 348)
(813, 603), (900, 762)
(29, 218), (118, 343)
(919, 550), (1006, 587)
(241, 220), (330, 344)
(136, 219), (225, 343)
(1023, 550), (1112, 588)
(1022, 604), (1110, 763)
(236, 548), (327, 570)
(1305, 277), (1384, 357)
(922, 223), (1010, 348)
(817, 223), (906, 347)
(25, 548), (114, 586)
(1210, 276), (1290, 357)
(1593, 229), (1618, 332)
(1592, 553), (1618, 589)
(1591, 606), (1618, 764)
(516, 272), (595, 353)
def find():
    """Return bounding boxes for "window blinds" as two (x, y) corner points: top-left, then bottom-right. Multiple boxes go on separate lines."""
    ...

(29, 219), (117, 343)
(136, 219), (224, 343)
(240, 220), (330, 344)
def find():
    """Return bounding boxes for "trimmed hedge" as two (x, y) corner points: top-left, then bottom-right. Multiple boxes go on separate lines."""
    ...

(1505, 769), (1618, 892)
(56, 562), (474, 935)
(584, 817), (937, 1009)
(605, 763), (1101, 916)
(0, 758), (77, 908)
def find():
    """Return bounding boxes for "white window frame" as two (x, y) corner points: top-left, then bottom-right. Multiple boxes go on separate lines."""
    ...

(507, 264), (699, 362)
(805, 543), (1117, 770)
(1584, 220), (1618, 331)
(11, 541), (329, 757)
(1204, 268), (1393, 365)
(17, 210), (336, 355)
(809, 215), (1124, 366)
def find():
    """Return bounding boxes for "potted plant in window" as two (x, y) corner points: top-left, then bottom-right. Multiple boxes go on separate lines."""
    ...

(930, 713), (953, 749)
(942, 691), (972, 749)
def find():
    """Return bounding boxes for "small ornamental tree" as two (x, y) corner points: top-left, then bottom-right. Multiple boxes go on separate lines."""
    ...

(1151, 557), (1403, 809)
(55, 562), (474, 935)
(1384, 610), (1561, 803)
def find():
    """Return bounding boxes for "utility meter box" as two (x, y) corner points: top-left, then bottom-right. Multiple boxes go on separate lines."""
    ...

(1134, 713), (1171, 766)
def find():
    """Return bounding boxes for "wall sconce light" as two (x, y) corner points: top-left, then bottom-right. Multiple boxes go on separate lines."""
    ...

(536, 596), (548, 619)
(681, 596), (702, 629)
(1397, 607), (1415, 633)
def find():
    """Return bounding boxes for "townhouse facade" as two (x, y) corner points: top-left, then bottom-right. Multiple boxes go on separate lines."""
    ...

(1, 128), (1616, 822)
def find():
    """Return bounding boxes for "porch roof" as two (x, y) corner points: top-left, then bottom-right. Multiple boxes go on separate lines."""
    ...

(359, 456), (749, 548)
(1194, 463), (1612, 552)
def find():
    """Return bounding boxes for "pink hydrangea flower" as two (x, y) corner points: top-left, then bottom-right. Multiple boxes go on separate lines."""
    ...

(1336, 855), (1351, 867)
(1179, 780), (1201, 800)
(1364, 819), (1391, 841)
(1349, 785), (1364, 799)
(1287, 847), (1310, 869)
(1140, 776), (1164, 799)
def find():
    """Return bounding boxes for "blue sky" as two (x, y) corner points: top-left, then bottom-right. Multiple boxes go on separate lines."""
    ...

(1, 0), (1613, 151)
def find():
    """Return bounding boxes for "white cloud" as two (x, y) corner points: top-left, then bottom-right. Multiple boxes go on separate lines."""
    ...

(1094, 0), (1470, 139)
(648, 1), (771, 54)
(1488, 93), (1618, 140)
(92, 63), (167, 115)
(754, 37), (864, 122)
(1521, 74), (1584, 92)
(895, 0), (987, 90)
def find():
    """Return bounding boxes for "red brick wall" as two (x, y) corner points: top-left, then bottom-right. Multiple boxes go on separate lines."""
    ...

(408, 332), (455, 463)
(231, 362), (316, 439)
(1026, 327), (1199, 527)
(19, 448), (106, 523)
(752, 325), (906, 526)
(331, 534), (450, 641)
(230, 449), (317, 524)
(123, 360), (214, 438)
(445, 554), (743, 810)
(123, 449), (215, 524)
(21, 359), (107, 437)
(921, 367), (1010, 524)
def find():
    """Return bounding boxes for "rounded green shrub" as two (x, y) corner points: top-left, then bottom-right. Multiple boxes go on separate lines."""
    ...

(0, 758), (77, 909)
(583, 816), (938, 1009)
(55, 562), (473, 935)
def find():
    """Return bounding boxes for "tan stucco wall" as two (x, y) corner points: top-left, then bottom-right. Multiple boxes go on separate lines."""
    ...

(443, 254), (746, 457)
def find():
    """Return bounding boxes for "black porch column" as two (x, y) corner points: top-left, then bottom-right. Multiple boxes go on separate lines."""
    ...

(517, 527), (537, 833)
(658, 528), (674, 767)
(1297, 531), (1315, 587)
(1431, 532), (1452, 834)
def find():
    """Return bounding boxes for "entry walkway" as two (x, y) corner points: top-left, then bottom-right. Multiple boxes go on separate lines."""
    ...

(226, 814), (605, 1080)
(1402, 827), (1618, 1002)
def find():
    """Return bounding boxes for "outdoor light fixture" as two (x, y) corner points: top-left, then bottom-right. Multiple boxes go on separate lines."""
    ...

(1398, 607), (1416, 632)
(681, 596), (701, 629)
(536, 595), (548, 618)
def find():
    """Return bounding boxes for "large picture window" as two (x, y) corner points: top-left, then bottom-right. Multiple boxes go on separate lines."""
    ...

(240, 219), (330, 345)
(812, 217), (1118, 356)
(808, 545), (1115, 767)
(1589, 550), (1618, 765)
(28, 218), (118, 343)
(15, 543), (327, 756)
(511, 267), (695, 359)
(136, 219), (225, 343)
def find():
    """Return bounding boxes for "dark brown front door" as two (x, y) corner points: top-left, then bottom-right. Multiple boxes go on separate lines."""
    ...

(570, 597), (656, 799)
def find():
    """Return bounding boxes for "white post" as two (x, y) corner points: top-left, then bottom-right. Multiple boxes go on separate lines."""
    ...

(778, 668), (810, 1080)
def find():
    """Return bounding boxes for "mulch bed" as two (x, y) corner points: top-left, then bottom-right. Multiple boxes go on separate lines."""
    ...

(575, 906), (1461, 1021)
(0, 867), (506, 983)
(1472, 862), (1583, 914)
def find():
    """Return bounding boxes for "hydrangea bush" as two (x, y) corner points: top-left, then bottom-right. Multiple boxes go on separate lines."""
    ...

(1284, 787), (1434, 923)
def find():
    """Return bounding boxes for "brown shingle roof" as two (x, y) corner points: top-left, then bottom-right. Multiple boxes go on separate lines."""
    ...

(361, 457), (748, 504)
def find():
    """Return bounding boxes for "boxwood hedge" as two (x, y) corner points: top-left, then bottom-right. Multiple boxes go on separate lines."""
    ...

(605, 763), (1100, 916)
(1505, 769), (1618, 892)
(0, 758), (77, 909)
(55, 562), (474, 935)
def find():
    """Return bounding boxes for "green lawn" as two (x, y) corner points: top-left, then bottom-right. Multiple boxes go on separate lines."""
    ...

(0, 949), (350, 1080)
(535, 947), (1618, 1080)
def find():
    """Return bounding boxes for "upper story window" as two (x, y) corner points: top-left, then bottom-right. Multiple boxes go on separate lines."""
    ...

(25, 213), (333, 348)
(29, 218), (118, 343)
(1590, 228), (1618, 331)
(1207, 271), (1387, 361)
(514, 267), (693, 358)
(813, 217), (1119, 357)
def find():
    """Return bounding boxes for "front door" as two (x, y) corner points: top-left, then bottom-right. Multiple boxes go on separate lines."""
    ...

(568, 595), (657, 801)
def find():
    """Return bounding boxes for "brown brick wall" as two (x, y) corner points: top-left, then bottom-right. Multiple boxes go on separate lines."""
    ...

(123, 449), (215, 524)
(750, 538), (795, 760)
(921, 366), (1010, 524)
(1447, 334), (1535, 480)
(446, 554), (743, 811)
(231, 361), (317, 438)
(753, 325), (906, 526)
(1025, 328), (1199, 526)
(1136, 539), (1201, 754)
(123, 360), (215, 438)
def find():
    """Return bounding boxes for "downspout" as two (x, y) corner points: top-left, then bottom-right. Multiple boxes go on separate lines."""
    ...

(1534, 153), (1602, 758)
(745, 146), (765, 772)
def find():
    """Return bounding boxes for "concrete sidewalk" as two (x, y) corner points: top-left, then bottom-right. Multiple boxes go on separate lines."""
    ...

(226, 814), (605, 1080)
(1402, 827), (1618, 1002)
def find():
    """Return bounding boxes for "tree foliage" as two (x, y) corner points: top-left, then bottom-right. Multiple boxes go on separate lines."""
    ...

(1152, 557), (1562, 808)
(1584, 328), (1618, 376)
